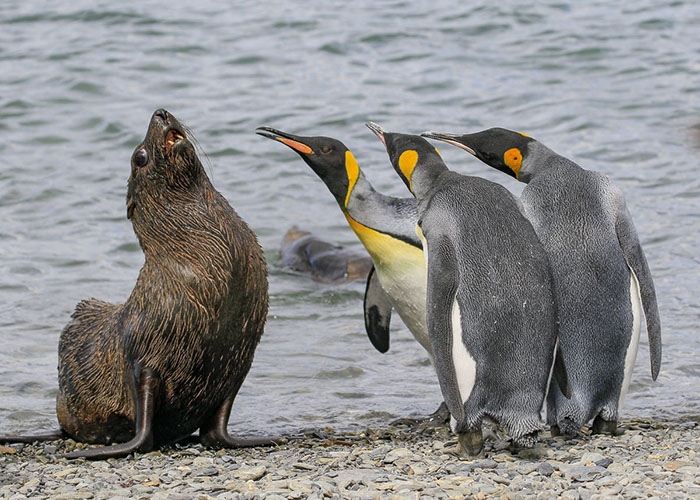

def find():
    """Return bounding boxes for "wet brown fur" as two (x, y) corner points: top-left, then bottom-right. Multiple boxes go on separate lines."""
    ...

(55, 110), (268, 447)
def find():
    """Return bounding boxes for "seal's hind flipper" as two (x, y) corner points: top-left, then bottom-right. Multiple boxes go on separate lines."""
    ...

(0, 429), (66, 444)
(363, 266), (392, 353)
(62, 368), (158, 460)
(199, 390), (282, 449)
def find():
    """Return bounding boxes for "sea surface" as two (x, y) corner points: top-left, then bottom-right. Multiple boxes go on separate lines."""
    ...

(1, 0), (699, 437)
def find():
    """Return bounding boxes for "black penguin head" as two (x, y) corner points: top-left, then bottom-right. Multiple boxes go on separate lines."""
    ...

(256, 127), (359, 209)
(422, 128), (535, 180)
(366, 122), (446, 197)
(127, 109), (204, 220)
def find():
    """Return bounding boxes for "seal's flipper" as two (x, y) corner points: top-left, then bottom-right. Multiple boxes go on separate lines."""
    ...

(200, 390), (281, 449)
(62, 368), (158, 459)
(615, 203), (662, 380)
(553, 342), (572, 399)
(363, 266), (392, 353)
(0, 429), (66, 444)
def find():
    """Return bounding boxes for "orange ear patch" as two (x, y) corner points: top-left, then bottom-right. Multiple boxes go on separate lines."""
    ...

(278, 137), (313, 154)
(504, 148), (522, 178)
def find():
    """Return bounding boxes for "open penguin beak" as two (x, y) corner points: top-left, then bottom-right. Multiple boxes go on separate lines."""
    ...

(256, 127), (314, 155)
(421, 131), (476, 156)
(365, 122), (388, 149)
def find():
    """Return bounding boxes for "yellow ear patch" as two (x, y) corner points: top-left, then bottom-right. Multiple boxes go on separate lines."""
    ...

(518, 132), (531, 138)
(398, 150), (419, 191)
(344, 150), (360, 208)
(504, 148), (522, 178)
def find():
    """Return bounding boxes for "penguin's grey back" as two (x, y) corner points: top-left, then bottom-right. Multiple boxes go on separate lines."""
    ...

(421, 172), (558, 424)
(522, 161), (632, 413)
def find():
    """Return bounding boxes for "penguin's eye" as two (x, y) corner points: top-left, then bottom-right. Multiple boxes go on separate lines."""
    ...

(321, 146), (332, 154)
(133, 149), (149, 168)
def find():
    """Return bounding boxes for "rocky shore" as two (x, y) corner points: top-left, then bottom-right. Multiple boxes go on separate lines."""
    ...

(1, 418), (699, 499)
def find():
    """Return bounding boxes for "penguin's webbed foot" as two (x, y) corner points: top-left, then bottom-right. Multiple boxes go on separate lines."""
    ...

(390, 401), (450, 429)
(591, 416), (623, 436)
(511, 430), (539, 449)
(445, 430), (484, 459)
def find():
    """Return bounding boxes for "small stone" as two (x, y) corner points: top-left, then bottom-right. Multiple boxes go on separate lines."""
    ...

(538, 462), (555, 476)
(52, 468), (79, 479)
(235, 465), (266, 481)
(664, 461), (695, 471)
(559, 464), (608, 482)
(579, 452), (604, 464)
(293, 462), (314, 471)
(0, 446), (18, 455)
(383, 448), (412, 464)
(197, 467), (219, 477)
(517, 462), (539, 475)
(594, 458), (613, 468)
(560, 489), (579, 500)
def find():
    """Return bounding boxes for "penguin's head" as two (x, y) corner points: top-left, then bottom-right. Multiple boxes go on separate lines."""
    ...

(421, 128), (535, 181)
(256, 127), (360, 209)
(366, 122), (446, 197)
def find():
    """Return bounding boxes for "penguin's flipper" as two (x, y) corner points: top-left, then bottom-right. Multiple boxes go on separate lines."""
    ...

(363, 265), (392, 353)
(615, 203), (662, 380)
(423, 231), (466, 425)
(552, 342), (572, 399)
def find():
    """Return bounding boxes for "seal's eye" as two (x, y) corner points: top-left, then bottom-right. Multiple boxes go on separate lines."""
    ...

(133, 149), (148, 168)
(321, 146), (332, 154)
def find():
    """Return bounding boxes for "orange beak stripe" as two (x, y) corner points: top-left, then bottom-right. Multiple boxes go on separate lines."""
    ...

(278, 137), (313, 154)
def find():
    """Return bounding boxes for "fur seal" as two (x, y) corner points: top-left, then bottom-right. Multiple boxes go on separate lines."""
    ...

(280, 226), (372, 283)
(1, 109), (273, 459)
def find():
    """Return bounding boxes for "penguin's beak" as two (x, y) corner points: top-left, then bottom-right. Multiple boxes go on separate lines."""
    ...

(256, 127), (314, 155)
(421, 131), (476, 156)
(365, 122), (388, 148)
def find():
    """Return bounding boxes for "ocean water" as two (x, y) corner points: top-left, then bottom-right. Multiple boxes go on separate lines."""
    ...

(1, 0), (699, 437)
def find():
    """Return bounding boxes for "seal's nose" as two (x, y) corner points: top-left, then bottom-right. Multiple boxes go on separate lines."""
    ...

(154, 109), (169, 121)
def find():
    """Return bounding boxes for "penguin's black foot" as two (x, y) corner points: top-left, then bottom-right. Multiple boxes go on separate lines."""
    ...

(549, 424), (561, 437)
(591, 416), (623, 436)
(512, 430), (539, 449)
(390, 402), (450, 429)
(0, 430), (66, 444)
(446, 430), (483, 458)
(557, 417), (581, 437)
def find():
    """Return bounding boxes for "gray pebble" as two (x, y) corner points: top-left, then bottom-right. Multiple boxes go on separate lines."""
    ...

(538, 462), (555, 476)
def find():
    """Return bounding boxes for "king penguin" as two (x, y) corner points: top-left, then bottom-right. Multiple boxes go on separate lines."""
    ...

(367, 122), (569, 455)
(255, 127), (427, 353)
(422, 127), (662, 436)
(256, 126), (450, 423)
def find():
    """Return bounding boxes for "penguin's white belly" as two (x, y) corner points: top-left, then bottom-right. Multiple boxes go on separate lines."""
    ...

(374, 260), (430, 354)
(451, 300), (477, 406)
(618, 266), (642, 411)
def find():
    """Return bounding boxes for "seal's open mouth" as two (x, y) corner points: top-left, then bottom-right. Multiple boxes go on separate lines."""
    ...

(165, 129), (185, 155)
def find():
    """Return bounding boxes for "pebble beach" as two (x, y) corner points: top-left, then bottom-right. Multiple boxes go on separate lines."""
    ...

(2, 418), (699, 499)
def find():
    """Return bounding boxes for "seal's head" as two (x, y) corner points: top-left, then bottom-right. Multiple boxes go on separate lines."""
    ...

(127, 109), (203, 222)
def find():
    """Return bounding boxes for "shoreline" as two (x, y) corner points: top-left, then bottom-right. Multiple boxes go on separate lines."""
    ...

(1, 418), (699, 499)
